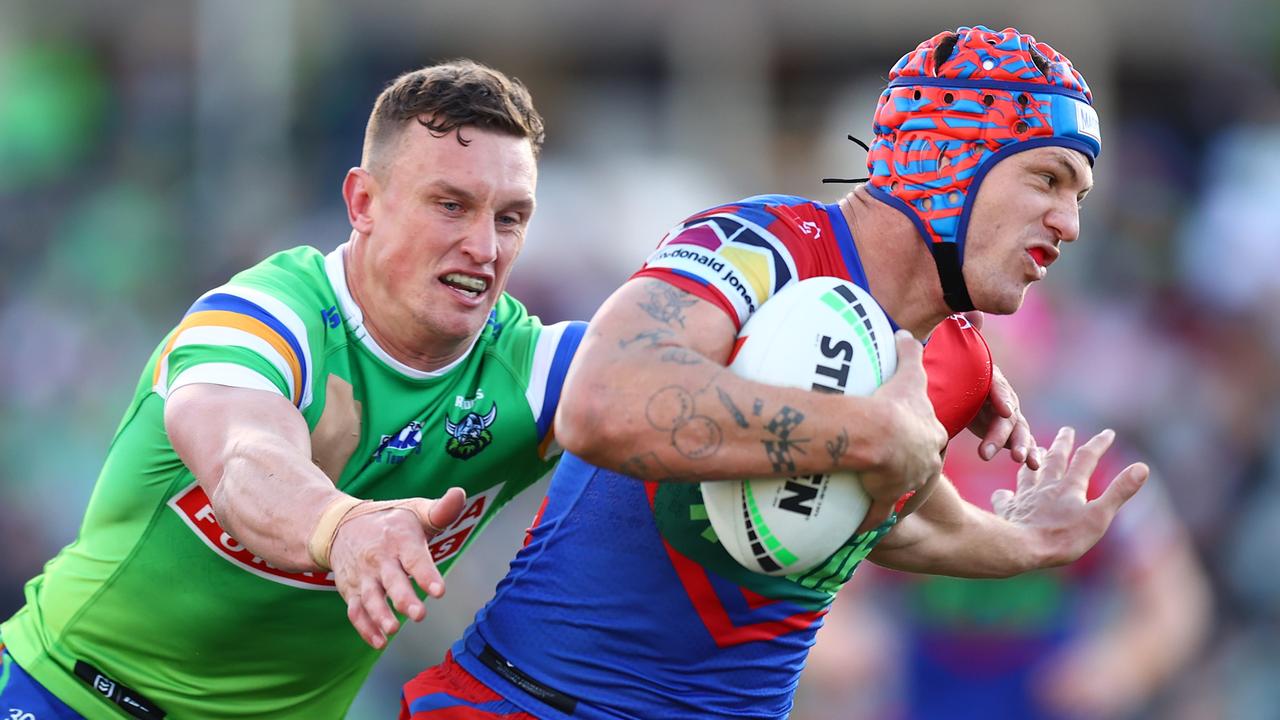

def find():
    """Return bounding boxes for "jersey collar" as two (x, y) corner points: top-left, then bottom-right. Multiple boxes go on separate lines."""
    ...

(324, 242), (480, 380)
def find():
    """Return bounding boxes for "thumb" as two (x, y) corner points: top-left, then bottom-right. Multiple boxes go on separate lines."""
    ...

(893, 330), (924, 372)
(413, 487), (467, 536)
(1094, 462), (1148, 515)
(856, 498), (896, 536)
(991, 488), (1014, 517)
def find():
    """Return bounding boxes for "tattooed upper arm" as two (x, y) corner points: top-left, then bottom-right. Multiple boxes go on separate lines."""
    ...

(635, 279), (700, 328)
(602, 278), (737, 363)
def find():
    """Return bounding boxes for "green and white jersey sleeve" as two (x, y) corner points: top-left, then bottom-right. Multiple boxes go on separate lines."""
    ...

(151, 247), (325, 409)
(0, 243), (588, 719)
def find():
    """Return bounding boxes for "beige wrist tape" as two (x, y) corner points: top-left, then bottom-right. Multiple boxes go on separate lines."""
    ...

(308, 496), (364, 570)
(307, 495), (448, 570)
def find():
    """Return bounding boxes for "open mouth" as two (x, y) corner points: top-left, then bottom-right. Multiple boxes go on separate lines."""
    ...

(441, 272), (489, 299)
(1027, 247), (1048, 268)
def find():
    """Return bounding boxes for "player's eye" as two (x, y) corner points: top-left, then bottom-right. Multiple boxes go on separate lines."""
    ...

(440, 200), (463, 213)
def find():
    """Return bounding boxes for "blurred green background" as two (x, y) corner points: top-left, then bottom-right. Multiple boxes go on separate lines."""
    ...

(2, 1), (1278, 718)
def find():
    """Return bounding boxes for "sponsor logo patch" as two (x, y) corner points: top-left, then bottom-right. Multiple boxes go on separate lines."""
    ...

(169, 483), (338, 590)
(170, 481), (507, 587)
(374, 420), (424, 464)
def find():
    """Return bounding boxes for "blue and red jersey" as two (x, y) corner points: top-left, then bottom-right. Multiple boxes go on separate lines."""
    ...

(444, 195), (994, 719)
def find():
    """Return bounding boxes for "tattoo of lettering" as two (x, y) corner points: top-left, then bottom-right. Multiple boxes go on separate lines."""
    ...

(826, 428), (850, 467)
(619, 328), (674, 349)
(716, 386), (750, 429)
(645, 385), (723, 460)
(637, 282), (698, 328)
(761, 406), (810, 473)
(660, 348), (704, 366)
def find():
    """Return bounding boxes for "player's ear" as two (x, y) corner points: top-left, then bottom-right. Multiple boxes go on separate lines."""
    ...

(343, 167), (377, 235)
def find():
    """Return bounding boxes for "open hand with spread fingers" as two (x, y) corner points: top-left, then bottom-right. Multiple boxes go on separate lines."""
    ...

(326, 487), (468, 649)
(991, 427), (1148, 568)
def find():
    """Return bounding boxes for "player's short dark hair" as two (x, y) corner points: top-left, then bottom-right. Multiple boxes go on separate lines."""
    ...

(362, 59), (545, 173)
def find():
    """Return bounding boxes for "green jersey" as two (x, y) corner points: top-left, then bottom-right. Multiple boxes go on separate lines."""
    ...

(0, 244), (586, 718)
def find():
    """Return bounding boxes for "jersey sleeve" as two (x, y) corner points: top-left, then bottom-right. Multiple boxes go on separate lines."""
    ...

(631, 198), (808, 331)
(523, 320), (588, 460)
(152, 283), (318, 411)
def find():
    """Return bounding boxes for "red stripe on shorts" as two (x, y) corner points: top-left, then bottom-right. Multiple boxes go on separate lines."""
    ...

(401, 651), (539, 720)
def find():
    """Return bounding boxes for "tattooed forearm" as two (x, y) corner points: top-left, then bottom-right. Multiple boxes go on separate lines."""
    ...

(826, 428), (850, 467)
(660, 348), (704, 365)
(752, 399), (764, 417)
(636, 281), (698, 328)
(619, 328), (675, 349)
(716, 387), (750, 429)
(761, 405), (809, 473)
(620, 452), (674, 479)
(646, 386), (696, 431)
(644, 385), (723, 461)
(671, 416), (723, 460)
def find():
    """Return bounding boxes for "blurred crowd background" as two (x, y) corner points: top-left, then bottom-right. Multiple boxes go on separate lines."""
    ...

(2, 1), (1278, 718)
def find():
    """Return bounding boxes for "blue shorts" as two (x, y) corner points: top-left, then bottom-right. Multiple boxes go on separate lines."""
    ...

(0, 648), (83, 720)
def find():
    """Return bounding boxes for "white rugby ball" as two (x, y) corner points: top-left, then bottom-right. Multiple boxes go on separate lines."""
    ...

(700, 277), (897, 576)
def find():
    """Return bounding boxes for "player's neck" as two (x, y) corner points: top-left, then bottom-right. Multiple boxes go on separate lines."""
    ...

(839, 189), (952, 340)
(343, 239), (473, 372)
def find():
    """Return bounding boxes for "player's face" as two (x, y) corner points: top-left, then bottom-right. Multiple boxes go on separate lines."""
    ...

(368, 124), (537, 346)
(961, 147), (1093, 314)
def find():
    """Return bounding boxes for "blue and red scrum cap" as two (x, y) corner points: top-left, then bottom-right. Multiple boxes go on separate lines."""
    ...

(865, 25), (1102, 311)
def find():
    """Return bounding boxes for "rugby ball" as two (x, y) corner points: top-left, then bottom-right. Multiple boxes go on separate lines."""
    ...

(700, 277), (897, 576)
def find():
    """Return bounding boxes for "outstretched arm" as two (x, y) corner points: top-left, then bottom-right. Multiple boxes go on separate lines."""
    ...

(869, 427), (1148, 576)
(165, 384), (465, 648)
(555, 277), (948, 532)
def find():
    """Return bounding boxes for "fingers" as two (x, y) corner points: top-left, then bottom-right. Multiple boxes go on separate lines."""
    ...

(973, 365), (1037, 468)
(402, 542), (447, 600)
(345, 575), (404, 649)
(986, 366), (1017, 419)
(383, 561), (427, 622)
(1023, 444), (1043, 470)
(1092, 462), (1149, 516)
(330, 492), (465, 648)
(345, 595), (387, 649)
(1064, 429), (1116, 494)
(1015, 454), (1042, 496)
(345, 541), (445, 651)
(343, 559), (423, 649)
(1005, 414), (1037, 468)
(1039, 426), (1075, 483)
